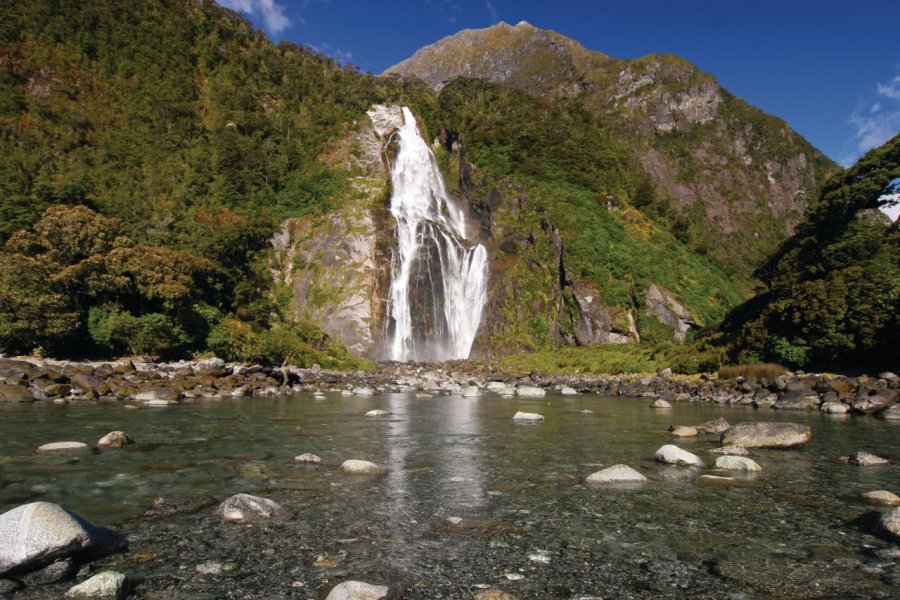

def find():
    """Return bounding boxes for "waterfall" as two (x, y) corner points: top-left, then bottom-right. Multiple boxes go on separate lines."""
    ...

(384, 107), (489, 362)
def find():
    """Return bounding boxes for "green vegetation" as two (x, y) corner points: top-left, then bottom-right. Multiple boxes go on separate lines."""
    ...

(717, 363), (788, 381)
(723, 134), (899, 371)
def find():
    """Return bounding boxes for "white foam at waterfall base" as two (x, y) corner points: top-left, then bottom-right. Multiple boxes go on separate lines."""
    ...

(384, 107), (488, 362)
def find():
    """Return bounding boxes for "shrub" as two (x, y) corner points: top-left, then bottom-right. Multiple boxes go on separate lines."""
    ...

(717, 363), (789, 381)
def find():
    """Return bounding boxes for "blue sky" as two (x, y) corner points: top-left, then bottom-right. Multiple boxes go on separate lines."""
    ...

(217, 0), (899, 169)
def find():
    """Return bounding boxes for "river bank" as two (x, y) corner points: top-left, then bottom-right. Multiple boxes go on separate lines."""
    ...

(1, 356), (897, 419)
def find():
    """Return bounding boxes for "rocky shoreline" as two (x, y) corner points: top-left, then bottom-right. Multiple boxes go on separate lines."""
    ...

(1, 357), (897, 419)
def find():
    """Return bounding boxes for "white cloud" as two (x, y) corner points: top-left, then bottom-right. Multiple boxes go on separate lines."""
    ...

(217, 0), (292, 34)
(310, 42), (353, 66)
(845, 70), (900, 166)
(486, 1), (499, 23)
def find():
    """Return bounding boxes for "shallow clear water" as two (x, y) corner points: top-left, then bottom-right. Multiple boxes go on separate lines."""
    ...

(1, 393), (898, 598)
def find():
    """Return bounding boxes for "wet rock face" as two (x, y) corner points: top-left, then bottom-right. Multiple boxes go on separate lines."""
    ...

(721, 422), (812, 449)
(0, 503), (123, 577)
(644, 282), (696, 341)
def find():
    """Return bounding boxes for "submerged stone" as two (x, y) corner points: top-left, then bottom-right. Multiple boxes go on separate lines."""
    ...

(584, 464), (647, 485)
(215, 493), (284, 523)
(845, 451), (889, 466)
(325, 580), (388, 600)
(97, 431), (135, 448)
(512, 411), (544, 421)
(714, 455), (761, 472)
(340, 459), (385, 475)
(650, 398), (672, 408)
(295, 453), (322, 464)
(36, 442), (89, 455)
(517, 386), (546, 397)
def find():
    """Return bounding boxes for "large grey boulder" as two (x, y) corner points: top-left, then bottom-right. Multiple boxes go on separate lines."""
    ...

(584, 464), (647, 485)
(654, 444), (705, 467)
(773, 390), (820, 411)
(215, 494), (284, 523)
(0, 502), (121, 577)
(65, 571), (128, 599)
(876, 506), (900, 541)
(516, 385), (546, 397)
(695, 417), (730, 435)
(325, 580), (389, 600)
(852, 389), (898, 414)
(720, 422), (811, 448)
(0, 384), (34, 403)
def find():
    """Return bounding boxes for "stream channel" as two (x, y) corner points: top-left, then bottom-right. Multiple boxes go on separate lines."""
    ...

(1, 393), (898, 599)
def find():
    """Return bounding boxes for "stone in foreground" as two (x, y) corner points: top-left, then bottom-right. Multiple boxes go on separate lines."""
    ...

(720, 421), (811, 448)
(66, 571), (128, 599)
(512, 411), (544, 421)
(655, 444), (705, 467)
(340, 459), (385, 475)
(714, 455), (761, 472)
(36, 441), (89, 455)
(845, 451), (889, 466)
(96, 431), (135, 449)
(876, 506), (900, 541)
(325, 580), (388, 600)
(584, 464), (647, 485)
(862, 490), (900, 506)
(215, 493), (284, 523)
(0, 502), (121, 577)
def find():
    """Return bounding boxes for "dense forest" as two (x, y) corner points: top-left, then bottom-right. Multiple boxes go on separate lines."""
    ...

(0, 0), (896, 373)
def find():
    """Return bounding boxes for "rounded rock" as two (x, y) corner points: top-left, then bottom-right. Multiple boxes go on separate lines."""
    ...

(650, 398), (672, 409)
(512, 411), (544, 421)
(584, 464), (648, 485)
(655, 444), (705, 467)
(670, 426), (698, 437)
(294, 453), (322, 464)
(862, 490), (900, 506)
(714, 455), (761, 472)
(720, 421), (811, 448)
(96, 431), (135, 449)
(340, 459), (385, 475)
(365, 409), (391, 417)
(36, 442), (89, 455)
(65, 571), (128, 599)
(876, 506), (900, 541)
(214, 493), (284, 523)
(516, 385), (546, 397)
(325, 580), (388, 600)
(845, 451), (889, 466)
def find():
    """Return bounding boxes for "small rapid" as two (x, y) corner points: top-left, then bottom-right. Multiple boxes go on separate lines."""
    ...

(384, 107), (488, 362)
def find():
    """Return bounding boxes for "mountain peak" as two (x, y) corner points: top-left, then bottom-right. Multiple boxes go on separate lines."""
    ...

(384, 21), (606, 94)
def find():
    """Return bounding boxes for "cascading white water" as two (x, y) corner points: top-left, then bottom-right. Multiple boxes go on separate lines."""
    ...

(384, 107), (489, 362)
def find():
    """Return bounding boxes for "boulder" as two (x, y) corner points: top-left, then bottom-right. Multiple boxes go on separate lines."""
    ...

(325, 580), (389, 600)
(773, 390), (820, 411)
(36, 442), (89, 455)
(516, 385), (545, 397)
(96, 432), (135, 449)
(695, 417), (730, 435)
(877, 404), (900, 420)
(65, 571), (128, 599)
(655, 444), (705, 467)
(560, 386), (578, 395)
(0, 384), (34, 403)
(852, 389), (898, 414)
(215, 494), (284, 523)
(714, 455), (761, 472)
(720, 422), (811, 448)
(294, 453), (322, 464)
(340, 459), (385, 475)
(821, 402), (850, 414)
(194, 357), (227, 376)
(132, 388), (181, 404)
(512, 411), (544, 421)
(584, 464), (647, 485)
(876, 506), (900, 541)
(461, 385), (482, 397)
(862, 490), (900, 506)
(670, 426), (698, 437)
(0, 502), (122, 577)
(709, 445), (749, 456)
(353, 387), (375, 396)
(69, 373), (108, 398)
(21, 557), (77, 585)
(650, 398), (672, 409)
(845, 451), (889, 466)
